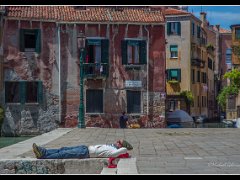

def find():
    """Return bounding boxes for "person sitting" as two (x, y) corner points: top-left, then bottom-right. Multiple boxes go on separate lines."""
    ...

(32, 139), (133, 159)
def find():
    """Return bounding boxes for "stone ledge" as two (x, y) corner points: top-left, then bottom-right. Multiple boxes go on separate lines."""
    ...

(0, 158), (108, 174)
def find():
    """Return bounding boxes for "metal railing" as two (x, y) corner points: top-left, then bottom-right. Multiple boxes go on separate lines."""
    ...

(83, 63), (108, 78)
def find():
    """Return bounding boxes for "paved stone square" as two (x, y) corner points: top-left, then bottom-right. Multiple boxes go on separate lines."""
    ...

(1, 128), (240, 174)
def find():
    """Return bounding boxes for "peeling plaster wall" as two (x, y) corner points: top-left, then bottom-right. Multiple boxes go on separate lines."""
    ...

(0, 20), (60, 136)
(61, 24), (166, 128)
(1, 20), (166, 133)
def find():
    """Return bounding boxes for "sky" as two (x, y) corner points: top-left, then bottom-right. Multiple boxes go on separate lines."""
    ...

(188, 6), (240, 30)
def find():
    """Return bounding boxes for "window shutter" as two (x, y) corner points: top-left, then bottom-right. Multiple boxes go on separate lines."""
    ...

(35, 29), (41, 54)
(177, 22), (181, 36)
(139, 40), (147, 64)
(20, 81), (26, 104)
(178, 69), (181, 82)
(19, 29), (25, 52)
(167, 22), (171, 35)
(167, 70), (170, 80)
(37, 81), (43, 104)
(192, 23), (195, 35)
(121, 40), (128, 65)
(101, 39), (109, 77)
(101, 39), (109, 64)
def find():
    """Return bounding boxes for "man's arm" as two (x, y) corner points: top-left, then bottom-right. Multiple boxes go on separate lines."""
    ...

(107, 147), (128, 157)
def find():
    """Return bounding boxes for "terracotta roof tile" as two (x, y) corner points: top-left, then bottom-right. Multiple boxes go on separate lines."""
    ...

(165, 8), (190, 16)
(5, 6), (165, 23)
(213, 26), (231, 33)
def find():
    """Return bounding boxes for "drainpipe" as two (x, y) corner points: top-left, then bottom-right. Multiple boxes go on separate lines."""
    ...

(144, 25), (149, 116)
(57, 24), (61, 124)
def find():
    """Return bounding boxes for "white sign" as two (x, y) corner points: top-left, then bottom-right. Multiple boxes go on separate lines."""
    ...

(125, 80), (142, 88)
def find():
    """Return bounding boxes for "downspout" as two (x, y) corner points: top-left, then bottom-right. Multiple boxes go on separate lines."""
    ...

(144, 25), (149, 115)
(57, 24), (61, 125)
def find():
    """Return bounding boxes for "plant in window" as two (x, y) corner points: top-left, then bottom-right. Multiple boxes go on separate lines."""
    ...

(168, 80), (179, 84)
(180, 91), (194, 105)
(206, 43), (215, 52)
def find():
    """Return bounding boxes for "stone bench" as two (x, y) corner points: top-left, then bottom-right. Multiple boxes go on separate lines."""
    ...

(0, 158), (108, 174)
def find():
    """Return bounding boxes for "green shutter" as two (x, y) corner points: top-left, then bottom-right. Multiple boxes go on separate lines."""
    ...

(101, 39), (109, 63)
(20, 81), (26, 104)
(37, 81), (43, 104)
(101, 39), (109, 77)
(170, 45), (178, 52)
(167, 70), (170, 80)
(121, 40), (128, 65)
(167, 22), (171, 35)
(177, 22), (181, 36)
(139, 40), (147, 64)
(35, 29), (41, 54)
(178, 69), (181, 82)
(83, 39), (88, 63)
(20, 29), (25, 52)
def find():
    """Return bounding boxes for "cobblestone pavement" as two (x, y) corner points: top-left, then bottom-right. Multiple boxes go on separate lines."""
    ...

(22, 128), (240, 174)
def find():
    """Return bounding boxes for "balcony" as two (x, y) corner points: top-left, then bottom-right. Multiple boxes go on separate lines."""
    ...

(83, 63), (108, 78)
(191, 58), (205, 68)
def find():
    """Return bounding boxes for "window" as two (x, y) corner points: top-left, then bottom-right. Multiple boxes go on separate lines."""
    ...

(170, 45), (178, 58)
(26, 82), (38, 103)
(236, 28), (240, 40)
(208, 58), (213, 70)
(197, 71), (200, 82)
(5, 81), (43, 104)
(169, 100), (176, 111)
(85, 39), (109, 76)
(201, 72), (207, 84)
(192, 69), (195, 83)
(5, 82), (20, 103)
(20, 29), (41, 53)
(86, 89), (103, 113)
(167, 22), (181, 36)
(226, 48), (232, 64)
(197, 26), (201, 38)
(192, 22), (195, 36)
(198, 96), (200, 107)
(127, 91), (141, 113)
(122, 40), (146, 65)
(228, 96), (236, 109)
(167, 69), (181, 82)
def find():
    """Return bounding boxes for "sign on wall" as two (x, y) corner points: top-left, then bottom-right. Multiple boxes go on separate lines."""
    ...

(125, 80), (142, 88)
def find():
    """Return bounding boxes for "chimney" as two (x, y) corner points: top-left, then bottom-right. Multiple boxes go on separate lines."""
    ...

(200, 12), (207, 24)
(216, 24), (220, 31)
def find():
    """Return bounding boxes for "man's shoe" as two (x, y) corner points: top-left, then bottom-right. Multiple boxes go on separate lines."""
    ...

(32, 143), (43, 159)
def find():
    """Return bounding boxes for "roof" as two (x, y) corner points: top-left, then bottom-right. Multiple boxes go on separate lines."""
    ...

(164, 8), (190, 16)
(230, 24), (240, 29)
(212, 26), (231, 33)
(5, 6), (165, 23)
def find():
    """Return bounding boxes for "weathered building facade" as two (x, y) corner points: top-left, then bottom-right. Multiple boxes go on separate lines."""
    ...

(165, 8), (209, 118)
(0, 6), (166, 136)
(200, 12), (221, 119)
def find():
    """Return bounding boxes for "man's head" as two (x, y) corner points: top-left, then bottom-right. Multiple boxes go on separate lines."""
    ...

(117, 139), (133, 150)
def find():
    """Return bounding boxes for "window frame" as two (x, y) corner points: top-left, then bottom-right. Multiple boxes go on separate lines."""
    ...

(19, 29), (41, 53)
(122, 39), (147, 65)
(5, 81), (43, 105)
(170, 45), (178, 58)
(86, 89), (104, 114)
(127, 90), (141, 114)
